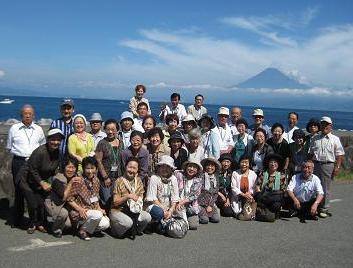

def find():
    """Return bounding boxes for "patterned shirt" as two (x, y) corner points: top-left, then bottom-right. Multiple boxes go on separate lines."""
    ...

(68, 176), (100, 210)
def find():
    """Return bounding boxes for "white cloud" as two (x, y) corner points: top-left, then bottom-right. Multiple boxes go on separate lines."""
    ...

(0, 69), (5, 78)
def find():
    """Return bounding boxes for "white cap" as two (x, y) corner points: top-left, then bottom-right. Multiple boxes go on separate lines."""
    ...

(320, 116), (332, 124)
(47, 128), (64, 138)
(218, 107), (229, 116)
(253, 108), (264, 117)
(182, 114), (196, 122)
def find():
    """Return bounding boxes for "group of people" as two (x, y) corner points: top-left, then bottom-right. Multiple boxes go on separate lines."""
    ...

(5, 84), (345, 240)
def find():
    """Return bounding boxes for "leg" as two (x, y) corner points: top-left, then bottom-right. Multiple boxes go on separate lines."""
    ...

(81, 210), (103, 234)
(137, 211), (151, 233)
(198, 207), (209, 224)
(97, 215), (110, 232)
(209, 206), (220, 223)
(187, 215), (199, 230)
(10, 158), (26, 226)
(149, 205), (164, 222)
(110, 211), (133, 237)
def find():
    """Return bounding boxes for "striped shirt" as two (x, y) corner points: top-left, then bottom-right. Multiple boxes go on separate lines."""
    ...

(50, 117), (74, 159)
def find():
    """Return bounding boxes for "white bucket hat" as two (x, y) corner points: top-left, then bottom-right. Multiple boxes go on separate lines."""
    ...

(89, 112), (103, 122)
(252, 108), (264, 117)
(182, 114), (196, 123)
(47, 128), (64, 139)
(73, 114), (87, 125)
(218, 107), (229, 116)
(156, 155), (176, 170)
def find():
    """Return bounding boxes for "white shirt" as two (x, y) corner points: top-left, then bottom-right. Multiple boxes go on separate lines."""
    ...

(231, 169), (257, 195)
(283, 126), (299, 144)
(215, 124), (234, 151)
(187, 145), (204, 163)
(287, 174), (324, 202)
(91, 130), (107, 149)
(229, 122), (239, 136)
(309, 132), (345, 163)
(120, 130), (132, 149)
(133, 118), (145, 133)
(6, 122), (46, 158)
(187, 105), (207, 121)
(161, 104), (187, 126)
(233, 133), (254, 147)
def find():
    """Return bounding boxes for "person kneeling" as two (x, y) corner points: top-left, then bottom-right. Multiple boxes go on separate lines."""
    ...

(67, 157), (110, 241)
(287, 160), (324, 223)
(110, 157), (151, 239)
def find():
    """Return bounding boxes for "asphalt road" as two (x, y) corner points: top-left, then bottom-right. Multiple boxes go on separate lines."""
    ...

(1, 183), (352, 268)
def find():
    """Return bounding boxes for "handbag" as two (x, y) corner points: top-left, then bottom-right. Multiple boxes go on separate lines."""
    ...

(121, 177), (143, 214)
(165, 217), (188, 239)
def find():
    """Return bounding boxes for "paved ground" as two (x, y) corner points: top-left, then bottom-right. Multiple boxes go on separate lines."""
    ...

(1, 183), (352, 268)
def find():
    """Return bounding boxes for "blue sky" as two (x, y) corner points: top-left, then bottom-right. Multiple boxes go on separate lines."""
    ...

(0, 0), (353, 102)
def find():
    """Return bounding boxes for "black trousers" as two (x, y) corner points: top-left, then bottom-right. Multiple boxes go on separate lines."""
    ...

(21, 185), (47, 227)
(10, 156), (26, 225)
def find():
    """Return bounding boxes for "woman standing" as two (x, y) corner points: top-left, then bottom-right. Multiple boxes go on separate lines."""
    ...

(267, 123), (290, 172)
(198, 114), (220, 160)
(95, 119), (124, 208)
(251, 128), (274, 175)
(68, 114), (95, 174)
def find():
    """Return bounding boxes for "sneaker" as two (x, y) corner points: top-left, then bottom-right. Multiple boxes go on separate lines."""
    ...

(319, 212), (328, 218)
(53, 229), (63, 238)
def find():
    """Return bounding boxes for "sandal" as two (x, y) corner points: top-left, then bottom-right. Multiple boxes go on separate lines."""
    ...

(27, 226), (36, 234)
(78, 230), (91, 241)
(37, 226), (47, 233)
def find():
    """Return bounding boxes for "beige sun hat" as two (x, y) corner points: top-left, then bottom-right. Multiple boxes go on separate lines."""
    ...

(156, 155), (176, 170)
(201, 157), (222, 172)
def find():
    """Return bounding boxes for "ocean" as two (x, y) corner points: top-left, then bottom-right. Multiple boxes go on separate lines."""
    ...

(1, 95), (353, 131)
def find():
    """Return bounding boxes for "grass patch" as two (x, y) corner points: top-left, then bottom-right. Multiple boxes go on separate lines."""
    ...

(335, 169), (353, 182)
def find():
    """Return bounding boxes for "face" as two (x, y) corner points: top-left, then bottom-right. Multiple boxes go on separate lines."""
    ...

(183, 121), (194, 133)
(231, 108), (241, 122)
(137, 105), (148, 118)
(218, 114), (228, 126)
(321, 122), (332, 135)
(170, 139), (182, 151)
(309, 124), (319, 135)
(60, 105), (74, 119)
(158, 164), (172, 178)
(195, 96), (203, 107)
(168, 119), (178, 132)
(294, 136), (304, 146)
(268, 160), (279, 173)
(104, 123), (117, 139)
(125, 160), (139, 178)
(237, 123), (246, 135)
(239, 159), (250, 173)
(189, 137), (200, 149)
(21, 107), (34, 126)
(171, 97), (179, 108)
(205, 162), (216, 175)
(83, 163), (97, 179)
(272, 127), (283, 140)
(255, 131), (266, 145)
(64, 162), (77, 179)
(90, 121), (102, 132)
(302, 162), (314, 178)
(253, 115), (264, 125)
(136, 88), (144, 99)
(74, 117), (86, 133)
(200, 119), (211, 130)
(47, 134), (63, 151)
(149, 133), (161, 147)
(288, 114), (298, 128)
(131, 135), (142, 150)
(121, 119), (133, 131)
(221, 159), (232, 171)
(185, 163), (199, 178)
(143, 118), (154, 131)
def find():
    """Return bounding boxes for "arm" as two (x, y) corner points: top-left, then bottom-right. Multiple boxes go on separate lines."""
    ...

(333, 155), (344, 177)
(95, 149), (111, 186)
(68, 136), (83, 163)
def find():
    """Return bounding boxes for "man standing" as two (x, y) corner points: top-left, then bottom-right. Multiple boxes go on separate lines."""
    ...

(89, 112), (106, 149)
(159, 92), (187, 126)
(215, 107), (234, 155)
(229, 106), (242, 136)
(6, 104), (46, 227)
(287, 160), (324, 223)
(187, 94), (207, 122)
(309, 116), (345, 218)
(50, 98), (75, 160)
(283, 112), (299, 143)
(133, 102), (149, 132)
(248, 108), (271, 138)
